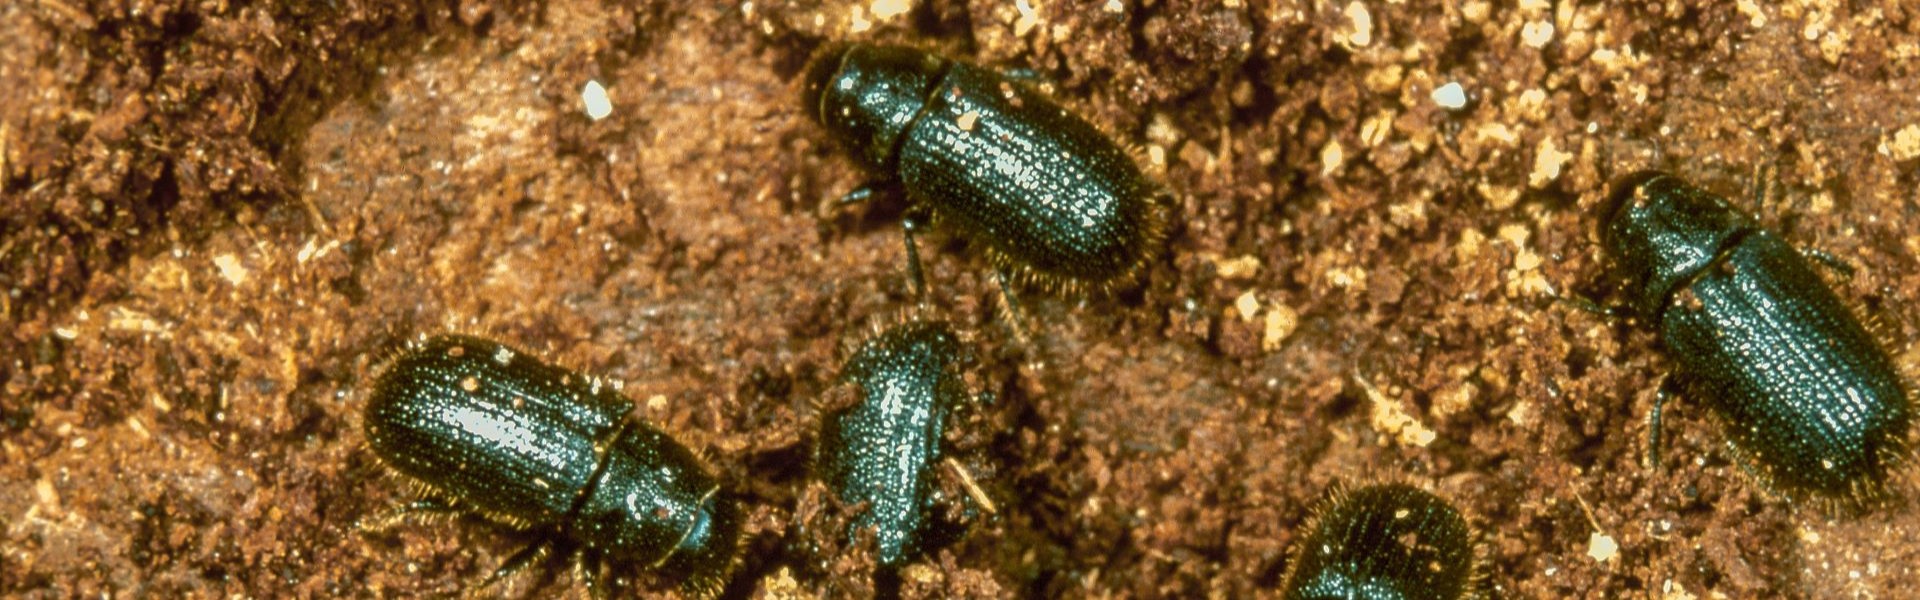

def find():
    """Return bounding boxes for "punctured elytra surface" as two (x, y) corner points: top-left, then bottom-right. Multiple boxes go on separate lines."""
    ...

(804, 43), (1166, 295)
(816, 319), (969, 566)
(1601, 172), (1913, 512)
(1279, 483), (1478, 600)
(364, 334), (741, 593)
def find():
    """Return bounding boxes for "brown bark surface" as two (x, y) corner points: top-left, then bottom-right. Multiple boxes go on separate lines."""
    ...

(4, 1), (1919, 597)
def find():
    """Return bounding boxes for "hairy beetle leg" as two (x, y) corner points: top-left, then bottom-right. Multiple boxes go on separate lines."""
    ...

(358, 498), (461, 532)
(994, 268), (1032, 347)
(1801, 248), (1857, 279)
(480, 538), (556, 589)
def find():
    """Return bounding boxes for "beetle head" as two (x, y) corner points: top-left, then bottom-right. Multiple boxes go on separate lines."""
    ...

(801, 43), (947, 171)
(1600, 171), (1754, 318)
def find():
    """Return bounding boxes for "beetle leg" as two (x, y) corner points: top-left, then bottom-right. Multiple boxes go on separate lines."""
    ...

(999, 67), (1043, 82)
(1552, 292), (1626, 320)
(1647, 377), (1678, 471)
(481, 537), (553, 589)
(996, 66), (1064, 95)
(357, 497), (461, 531)
(902, 211), (929, 299)
(575, 548), (608, 600)
(1745, 162), (1772, 212)
(836, 183), (882, 206)
(1800, 248), (1857, 279)
(994, 268), (1032, 346)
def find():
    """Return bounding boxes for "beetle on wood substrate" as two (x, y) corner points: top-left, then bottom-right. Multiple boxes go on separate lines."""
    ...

(815, 318), (978, 571)
(1278, 483), (1481, 600)
(1600, 171), (1913, 512)
(802, 42), (1168, 302)
(362, 334), (741, 595)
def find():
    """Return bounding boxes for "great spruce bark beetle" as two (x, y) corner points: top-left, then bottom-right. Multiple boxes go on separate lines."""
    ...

(802, 43), (1167, 298)
(815, 318), (973, 569)
(363, 334), (741, 594)
(1601, 171), (1913, 512)
(1278, 483), (1481, 600)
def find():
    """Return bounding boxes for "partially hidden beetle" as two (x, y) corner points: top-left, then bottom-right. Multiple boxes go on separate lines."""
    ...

(1278, 483), (1481, 600)
(1600, 171), (1913, 512)
(363, 334), (742, 595)
(815, 318), (975, 569)
(802, 42), (1168, 299)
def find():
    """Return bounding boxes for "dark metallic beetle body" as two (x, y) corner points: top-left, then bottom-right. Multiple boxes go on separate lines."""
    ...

(1279, 483), (1478, 600)
(364, 334), (740, 592)
(816, 320), (969, 566)
(1602, 172), (1912, 509)
(803, 43), (1165, 292)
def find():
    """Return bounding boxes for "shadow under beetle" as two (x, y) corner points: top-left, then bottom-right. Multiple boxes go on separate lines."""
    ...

(1599, 171), (1913, 512)
(1278, 483), (1481, 600)
(815, 317), (976, 570)
(362, 334), (742, 595)
(802, 42), (1168, 300)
